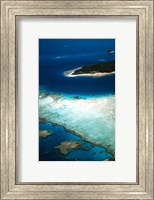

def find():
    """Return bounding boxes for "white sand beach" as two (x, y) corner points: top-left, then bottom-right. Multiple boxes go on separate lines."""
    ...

(64, 68), (115, 77)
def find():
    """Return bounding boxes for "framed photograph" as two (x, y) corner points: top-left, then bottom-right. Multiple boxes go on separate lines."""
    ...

(39, 38), (115, 161)
(0, 0), (153, 199)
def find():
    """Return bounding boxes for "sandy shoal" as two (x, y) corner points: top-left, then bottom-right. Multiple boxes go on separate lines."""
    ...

(39, 93), (115, 156)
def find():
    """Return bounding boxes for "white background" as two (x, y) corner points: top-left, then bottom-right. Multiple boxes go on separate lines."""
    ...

(17, 18), (136, 183)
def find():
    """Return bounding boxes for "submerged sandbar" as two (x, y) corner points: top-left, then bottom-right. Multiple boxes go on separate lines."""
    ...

(39, 93), (115, 156)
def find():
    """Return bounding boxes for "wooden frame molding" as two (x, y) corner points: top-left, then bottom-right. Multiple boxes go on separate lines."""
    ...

(0, 0), (153, 199)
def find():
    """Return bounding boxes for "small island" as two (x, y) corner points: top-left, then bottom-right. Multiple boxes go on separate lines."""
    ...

(64, 61), (115, 77)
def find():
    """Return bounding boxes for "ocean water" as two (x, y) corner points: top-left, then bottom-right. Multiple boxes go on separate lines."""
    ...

(39, 39), (115, 161)
(39, 121), (113, 161)
(39, 39), (115, 97)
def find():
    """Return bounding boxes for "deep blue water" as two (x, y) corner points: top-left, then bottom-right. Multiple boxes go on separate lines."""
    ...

(39, 39), (115, 96)
(39, 122), (113, 161)
(39, 39), (115, 161)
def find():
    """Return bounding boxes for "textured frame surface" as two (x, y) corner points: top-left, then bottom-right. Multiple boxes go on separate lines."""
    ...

(0, 0), (153, 199)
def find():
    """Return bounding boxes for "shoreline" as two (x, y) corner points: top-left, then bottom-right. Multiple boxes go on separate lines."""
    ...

(64, 68), (115, 77)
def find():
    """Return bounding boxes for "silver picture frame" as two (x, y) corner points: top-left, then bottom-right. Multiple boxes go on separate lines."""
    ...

(0, 0), (153, 199)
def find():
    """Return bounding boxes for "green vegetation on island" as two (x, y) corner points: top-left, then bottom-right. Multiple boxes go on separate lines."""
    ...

(72, 61), (115, 75)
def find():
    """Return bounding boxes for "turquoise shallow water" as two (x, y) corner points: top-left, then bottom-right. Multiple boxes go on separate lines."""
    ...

(39, 121), (113, 161)
(39, 39), (115, 161)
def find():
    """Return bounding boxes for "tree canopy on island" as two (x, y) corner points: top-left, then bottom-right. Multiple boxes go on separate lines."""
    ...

(72, 61), (115, 75)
